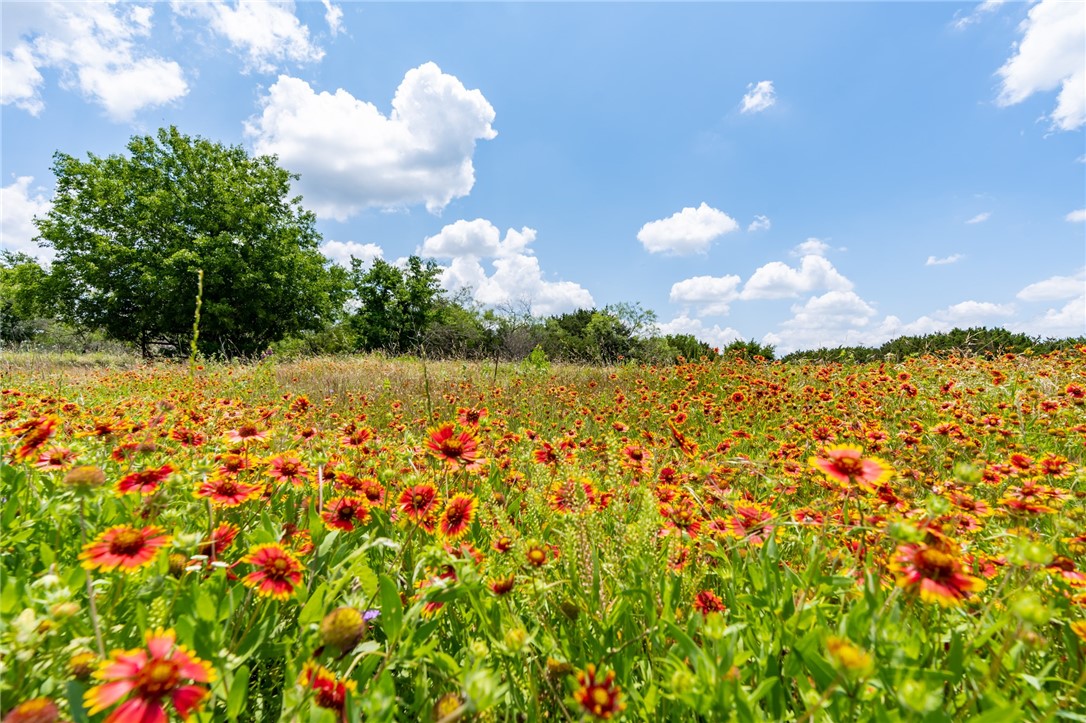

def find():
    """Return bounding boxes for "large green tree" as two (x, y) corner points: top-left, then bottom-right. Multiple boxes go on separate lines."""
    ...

(35, 126), (347, 357)
(348, 256), (445, 354)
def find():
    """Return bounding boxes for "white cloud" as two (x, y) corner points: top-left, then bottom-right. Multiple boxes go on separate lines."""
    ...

(740, 254), (852, 300)
(637, 203), (739, 255)
(996, 0), (1085, 131)
(941, 300), (1015, 321)
(1066, 209), (1086, 222)
(1016, 269), (1086, 301)
(747, 215), (771, 232)
(763, 290), (886, 354)
(740, 80), (776, 114)
(171, 0), (324, 73)
(246, 63), (497, 220)
(953, 0), (1006, 30)
(657, 314), (742, 349)
(2, 2), (187, 121)
(1013, 295), (1086, 338)
(422, 219), (593, 317)
(321, 240), (382, 268)
(1, 176), (53, 261)
(790, 237), (830, 257)
(669, 275), (743, 317)
(320, 0), (343, 36)
(420, 218), (531, 259)
(926, 253), (964, 266)
(966, 211), (991, 224)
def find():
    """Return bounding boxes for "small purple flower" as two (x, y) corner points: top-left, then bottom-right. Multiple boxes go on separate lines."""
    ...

(363, 609), (380, 621)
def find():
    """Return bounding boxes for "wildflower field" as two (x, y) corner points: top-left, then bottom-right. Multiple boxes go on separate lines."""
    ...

(2, 351), (1085, 722)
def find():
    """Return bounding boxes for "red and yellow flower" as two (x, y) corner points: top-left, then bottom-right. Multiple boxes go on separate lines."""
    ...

(241, 543), (305, 600)
(810, 445), (894, 492)
(426, 423), (479, 466)
(116, 465), (175, 495)
(573, 664), (625, 719)
(83, 628), (214, 723)
(80, 526), (172, 573)
(438, 494), (477, 539)
(890, 542), (985, 606)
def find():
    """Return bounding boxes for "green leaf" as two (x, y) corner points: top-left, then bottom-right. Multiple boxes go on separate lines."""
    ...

(298, 582), (328, 627)
(378, 574), (402, 641)
(226, 664), (250, 720)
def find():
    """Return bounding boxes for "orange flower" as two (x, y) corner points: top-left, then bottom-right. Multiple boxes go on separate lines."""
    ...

(116, 465), (175, 495)
(891, 542), (985, 606)
(194, 476), (261, 507)
(398, 483), (440, 523)
(83, 628), (213, 723)
(241, 543), (305, 600)
(438, 494), (477, 539)
(456, 407), (487, 427)
(693, 590), (726, 615)
(198, 523), (239, 560)
(34, 447), (76, 471)
(80, 526), (172, 573)
(266, 455), (309, 485)
(298, 661), (355, 716)
(321, 496), (371, 532)
(2, 697), (61, 723)
(574, 664), (625, 719)
(223, 424), (267, 445)
(809, 445), (893, 491)
(426, 423), (479, 466)
(7, 415), (59, 463)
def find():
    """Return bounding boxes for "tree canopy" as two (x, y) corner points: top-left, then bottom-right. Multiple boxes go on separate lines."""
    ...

(34, 126), (346, 357)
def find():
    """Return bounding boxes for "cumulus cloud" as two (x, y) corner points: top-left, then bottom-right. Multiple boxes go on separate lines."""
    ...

(1066, 209), (1086, 222)
(763, 290), (886, 354)
(421, 219), (593, 317)
(740, 254), (852, 300)
(1016, 269), (1085, 301)
(966, 211), (991, 224)
(1, 176), (53, 261)
(996, 0), (1085, 131)
(246, 63), (497, 220)
(926, 254), (964, 266)
(668, 275), (743, 317)
(637, 203), (739, 255)
(321, 240), (382, 268)
(657, 314), (742, 350)
(747, 215), (771, 232)
(171, 0), (324, 73)
(790, 237), (830, 257)
(740, 80), (776, 114)
(1, 1), (187, 121)
(1013, 295), (1086, 338)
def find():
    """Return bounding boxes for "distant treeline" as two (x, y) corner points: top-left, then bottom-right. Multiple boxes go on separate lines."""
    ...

(2, 126), (1082, 365)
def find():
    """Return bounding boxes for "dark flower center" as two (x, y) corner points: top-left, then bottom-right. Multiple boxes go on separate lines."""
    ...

(109, 529), (145, 556)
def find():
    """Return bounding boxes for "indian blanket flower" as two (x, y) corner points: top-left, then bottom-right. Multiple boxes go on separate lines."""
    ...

(298, 661), (355, 719)
(194, 476), (261, 508)
(198, 523), (239, 559)
(891, 542), (985, 606)
(8, 415), (59, 463)
(574, 664), (625, 720)
(80, 525), (172, 573)
(693, 589), (726, 615)
(439, 494), (477, 539)
(426, 423), (479, 466)
(809, 445), (894, 491)
(266, 455), (310, 485)
(83, 628), (214, 723)
(223, 424), (267, 445)
(2, 697), (61, 723)
(35, 446), (76, 471)
(241, 543), (305, 600)
(321, 495), (371, 532)
(398, 483), (441, 523)
(116, 465), (175, 495)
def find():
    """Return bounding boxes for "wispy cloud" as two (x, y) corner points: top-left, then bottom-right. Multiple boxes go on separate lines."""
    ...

(747, 215), (771, 232)
(966, 212), (991, 224)
(1066, 209), (1086, 222)
(926, 254), (964, 266)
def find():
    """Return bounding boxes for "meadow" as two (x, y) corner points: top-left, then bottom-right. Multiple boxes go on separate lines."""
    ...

(1, 350), (1084, 722)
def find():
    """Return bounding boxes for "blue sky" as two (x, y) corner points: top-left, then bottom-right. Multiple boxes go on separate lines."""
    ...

(2, 1), (1083, 353)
